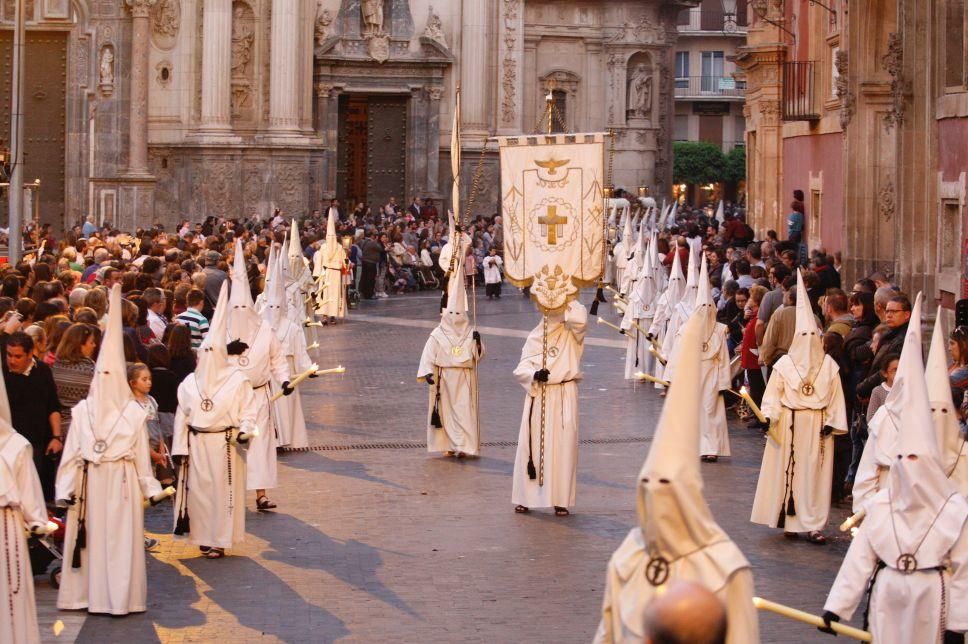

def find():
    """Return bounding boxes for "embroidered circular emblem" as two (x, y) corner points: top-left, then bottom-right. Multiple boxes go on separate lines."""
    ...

(200, 399), (214, 412)
(801, 383), (815, 396)
(93, 440), (107, 454)
(238, 355), (250, 367)
(897, 553), (917, 574)
(701, 342), (709, 352)
(548, 346), (560, 358)
(451, 346), (464, 356)
(645, 556), (670, 586)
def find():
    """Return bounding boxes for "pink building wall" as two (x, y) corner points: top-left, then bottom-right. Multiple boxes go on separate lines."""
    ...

(782, 132), (844, 253)
(937, 118), (968, 300)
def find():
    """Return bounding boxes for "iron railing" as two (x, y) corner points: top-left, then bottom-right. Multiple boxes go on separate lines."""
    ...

(677, 7), (750, 32)
(782, 61), (821, 121)
(674, 75), (746, 98)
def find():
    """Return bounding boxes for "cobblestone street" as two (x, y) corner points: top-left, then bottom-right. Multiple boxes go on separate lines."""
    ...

(37, 292), (860, 643)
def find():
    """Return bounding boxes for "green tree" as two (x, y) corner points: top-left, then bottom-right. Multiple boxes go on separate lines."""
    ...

(672, 141), (727, 185)
(724, 145), (746, 184)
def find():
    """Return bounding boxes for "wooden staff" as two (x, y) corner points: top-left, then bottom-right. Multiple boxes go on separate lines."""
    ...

(752, 597), (872, 642)
(605, 285), (627, 302)
(840, 509), (866, 533)
(269, 365), (345, 402)
(596, 317), (625, 335)
(634, 371), (669, 387)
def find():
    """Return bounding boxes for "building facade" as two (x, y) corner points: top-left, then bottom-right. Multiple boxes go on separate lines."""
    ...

(736, 0), (968, 305)
(673, 0), (747, 153)
(0, 0), (699, 233)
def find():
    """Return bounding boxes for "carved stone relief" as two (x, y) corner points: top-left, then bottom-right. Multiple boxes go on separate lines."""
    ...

(834, 49), (853, 131)
(759, 99), (781, 126)
(231, 1), (255, 122)
(201, 161), (237, 217)
(882, 32), (905, 129)
(98, 44), (115, 96)
(877, 178), (895, 220)
(609, 12), (659, 44)
(422, 6), (447, 49)
(156, 60), (173, 87)
(501, 0), (521, 126)
(151, 0), (179, 50)
(275, 162), (307, 214)
(626, 53), (654, 121)
(314, 3), (333, 50)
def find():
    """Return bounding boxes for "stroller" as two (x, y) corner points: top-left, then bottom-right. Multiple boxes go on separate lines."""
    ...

(29, 507), (66, 588)
(415, 265), (439, 290)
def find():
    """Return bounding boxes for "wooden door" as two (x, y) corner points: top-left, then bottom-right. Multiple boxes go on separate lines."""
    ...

(338, 95), (368, 206)
(366, 96), (407, 211)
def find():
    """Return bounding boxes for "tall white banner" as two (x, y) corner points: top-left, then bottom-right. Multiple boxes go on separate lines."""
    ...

(498, 133), (607, 313)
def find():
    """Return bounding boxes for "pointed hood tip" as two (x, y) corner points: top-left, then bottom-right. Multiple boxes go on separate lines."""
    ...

(88, 284), (132, 428)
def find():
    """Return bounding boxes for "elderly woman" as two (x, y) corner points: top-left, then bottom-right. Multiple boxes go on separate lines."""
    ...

(50, 323), (99, 437)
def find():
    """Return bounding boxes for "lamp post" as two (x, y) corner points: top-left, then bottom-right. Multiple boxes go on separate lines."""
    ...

(720, 0), (738, 33)
(7, 0), (25, 263)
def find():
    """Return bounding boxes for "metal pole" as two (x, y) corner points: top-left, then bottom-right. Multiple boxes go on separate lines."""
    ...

(8, 0), (25, 264)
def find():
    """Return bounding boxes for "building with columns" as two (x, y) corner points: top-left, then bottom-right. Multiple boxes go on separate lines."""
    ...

(0, 0), (699, 232)
(735, 0), (968, 306)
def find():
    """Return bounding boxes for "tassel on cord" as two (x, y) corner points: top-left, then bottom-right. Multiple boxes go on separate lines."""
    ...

(526, 397), (537, 480)
(527, 457), (537, 481)
(786, 495), (797, 517)
(173, 459), (190, 536)
(431, 371), (443, 428)
(431, 404), (443, 429)
(589, 281), (606, 316)
(71, 520), (85, 569)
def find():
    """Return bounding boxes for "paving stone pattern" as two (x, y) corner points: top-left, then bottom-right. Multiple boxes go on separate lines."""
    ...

(36, 291), (858, 643)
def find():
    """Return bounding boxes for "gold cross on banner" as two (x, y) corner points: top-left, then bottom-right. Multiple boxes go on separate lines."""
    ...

(538, 205), (568, 245)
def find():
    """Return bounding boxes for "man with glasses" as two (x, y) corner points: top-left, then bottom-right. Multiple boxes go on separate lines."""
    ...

(857, 295), (911, 401)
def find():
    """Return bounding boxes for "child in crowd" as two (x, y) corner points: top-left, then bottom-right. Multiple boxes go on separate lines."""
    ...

(482, 248), (503, 299)
(128, 363), (174, 487)
(866, 354), (899, 423)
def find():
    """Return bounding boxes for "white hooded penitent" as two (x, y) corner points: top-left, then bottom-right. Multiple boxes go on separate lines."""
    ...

(925, 311), (968, 493)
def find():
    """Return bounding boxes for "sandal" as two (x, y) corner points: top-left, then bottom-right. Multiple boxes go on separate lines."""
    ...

(514, 505), (529, 513)
(256, 496), (277, 511)
(554, 506), (570, 516)
(806, 531), (827, 545)
(701, 455), (719, 463)
(199, 546), (212, 554)
(205, 548), (225, 559)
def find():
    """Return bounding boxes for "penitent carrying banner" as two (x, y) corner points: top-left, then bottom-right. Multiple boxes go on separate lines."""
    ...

(497, 132), (607, 314)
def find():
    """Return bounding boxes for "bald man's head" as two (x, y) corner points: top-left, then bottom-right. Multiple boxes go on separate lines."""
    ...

(644, 581), (727, 644)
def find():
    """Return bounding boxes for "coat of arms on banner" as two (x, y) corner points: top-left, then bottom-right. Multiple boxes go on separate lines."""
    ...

(498, 133), (607, 313)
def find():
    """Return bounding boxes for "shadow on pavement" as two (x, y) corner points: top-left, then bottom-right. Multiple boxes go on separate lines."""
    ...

(183, 555), (350, 643)
(247, 511), (420, 620)
(279, 451), (409, 490)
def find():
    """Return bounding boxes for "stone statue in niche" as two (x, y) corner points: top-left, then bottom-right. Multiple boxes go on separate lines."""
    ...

(423, 6), (447, 49)
(99, 46), (115, 89)
(361, 0), (384, 36)
(314, 3), (333, 47)
(627, 63), (653, 120)
(231, 5), (254, 78)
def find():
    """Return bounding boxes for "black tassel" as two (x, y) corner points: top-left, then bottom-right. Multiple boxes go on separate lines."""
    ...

(776, 509), (786, 529)
(527, 457), (537, 480)
(71, 521), (85, 569)
(589, 299), (600, 316)
(174, 510), (190, 536)
(786, 495), (797, 517)
(431, 406), (443, 429)
(596, 286), (606, 302)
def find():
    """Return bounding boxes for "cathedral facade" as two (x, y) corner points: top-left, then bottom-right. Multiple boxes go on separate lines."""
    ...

(0, 0), (696, 232)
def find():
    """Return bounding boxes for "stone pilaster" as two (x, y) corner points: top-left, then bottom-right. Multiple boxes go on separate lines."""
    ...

(269, 0), (301, 133)
(198, 0), (233, 134)
(496, 0), (523, 135)
(460, 0), (489, 135)
(125, 0), (156, 176)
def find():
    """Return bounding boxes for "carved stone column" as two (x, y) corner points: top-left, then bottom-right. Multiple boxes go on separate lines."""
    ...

(426, 86), (442, 198)
(460, 0), (488, 135)
(269, 0), (300, 133)
(497, 0), (523, 135)
(199, 0), (233, 133)
(125, 0), (156, 175)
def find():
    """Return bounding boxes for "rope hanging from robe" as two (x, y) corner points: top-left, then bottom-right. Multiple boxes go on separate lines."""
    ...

(71, 461), (89, 569)
(3, 506), (22, 620)
(538, 314), (548, 487)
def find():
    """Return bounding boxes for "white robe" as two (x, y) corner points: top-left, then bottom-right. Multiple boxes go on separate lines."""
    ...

(851, 405), (895, 513)
(593, 529), (759, 644)
(313, 246), (347, 319)
(271, 320), (314, 450)
(418, 328), (483, 455)
(751, 357), (848, 532)
(511, 305), (586, 509)
(55, 399), (162, 615)
(612, 240), (627, 290)
(228, 323), (290, 490)
(663, 323), (732, 457)
(172, 371), (257, 549)
(824, 491), (968, 643)
(0, 434), (47, 643)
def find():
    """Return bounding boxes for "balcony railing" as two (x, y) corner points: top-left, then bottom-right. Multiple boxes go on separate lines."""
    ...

(674, 76), (746, 99)
(782, 61), (821, 121)
(677, 8), (749, 33)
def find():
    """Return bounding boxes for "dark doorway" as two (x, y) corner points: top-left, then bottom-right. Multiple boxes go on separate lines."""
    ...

(337, 94), (407, 214)
(0, 30), (68, 228)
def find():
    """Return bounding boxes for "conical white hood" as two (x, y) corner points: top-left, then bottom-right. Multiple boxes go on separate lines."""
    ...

(228, 238), (262, 343)
(196, 281), (232, 392)
(288, 219), (305, 279)
(264, 240), (277, 295)
(264, 242), (289, 328)
(680, 247), (698, 306)
(621, 206), (633, 247)
(786, 269), (824, 377)
(638, 312), (730, 555)
(663, 242), (686, 306)
(715, 200), (724, 224)
(87, 284), (131, 430)
(441, 265), (470, 339)
(925, 311), (964, 478)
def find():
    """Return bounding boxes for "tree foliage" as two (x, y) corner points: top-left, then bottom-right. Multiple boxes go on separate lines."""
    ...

(672, 141), (727, 185)
(724, 145), (746, 184)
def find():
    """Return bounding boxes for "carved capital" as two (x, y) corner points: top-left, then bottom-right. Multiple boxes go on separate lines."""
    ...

(428, 86), (444, 101)
(759, 99), (781, 126)
(315, 82), (335, 98)
(126, 0), (158, 19)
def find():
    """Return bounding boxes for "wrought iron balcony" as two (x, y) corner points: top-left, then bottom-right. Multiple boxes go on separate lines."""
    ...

(677, 7), (749, 33)
(782, 61), (821, 121)
(674, 76), (746, 99)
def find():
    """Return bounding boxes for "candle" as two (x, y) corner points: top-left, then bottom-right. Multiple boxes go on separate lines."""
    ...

(634, 371), (670, 387)
(738, 386), (767, 424)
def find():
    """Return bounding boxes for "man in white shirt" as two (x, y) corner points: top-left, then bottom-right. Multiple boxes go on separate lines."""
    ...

(143, 287), (168, 341)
